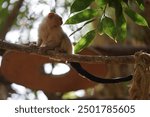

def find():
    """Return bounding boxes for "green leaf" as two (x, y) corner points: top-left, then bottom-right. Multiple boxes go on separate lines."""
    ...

(97, 19), (103, 35)
(95, 0), (107, 9)
(124, 7), (148, 27)
(0, 7), (9, 32)
(71, 0), (94, 13)
(65, 9), (98, 24)
(0, 0), (5, 6)
(74, 30), (96, 53)
(115, 1), (127, 42)
(136, 0), (144, 11)
(100, 17), (116, 39)
(116, 14), (127, 42)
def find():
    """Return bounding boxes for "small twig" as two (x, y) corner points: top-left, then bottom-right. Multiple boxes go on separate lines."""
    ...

(69, 19), (95, 37)
(0, 40), (136, 64)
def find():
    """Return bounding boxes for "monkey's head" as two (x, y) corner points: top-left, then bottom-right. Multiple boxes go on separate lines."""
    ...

(47, 13), (63, 27)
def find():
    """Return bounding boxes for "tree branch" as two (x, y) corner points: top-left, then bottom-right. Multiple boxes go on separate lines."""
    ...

(95, 46), (150, 56)
(0, 40), (136, 64)
(0, 0), (24, 39)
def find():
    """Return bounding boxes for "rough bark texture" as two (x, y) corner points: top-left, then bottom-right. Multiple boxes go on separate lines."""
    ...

(0, 41), (136, 64)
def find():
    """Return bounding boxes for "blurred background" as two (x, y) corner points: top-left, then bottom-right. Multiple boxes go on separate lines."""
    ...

(0, 0), (150, 100)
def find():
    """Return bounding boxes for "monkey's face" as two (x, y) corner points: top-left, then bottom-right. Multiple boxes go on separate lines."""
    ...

(48, 13), (63, 27)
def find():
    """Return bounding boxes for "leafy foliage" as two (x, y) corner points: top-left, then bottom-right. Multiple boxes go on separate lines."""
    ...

(124, 7), (148, 27)
(0, 0), (9, 32)
(114, 1), (127, 42)
(65, 9), (98, 24)
(98, 16), (116, 39)
(70, 0), (94, 13)
(65, 0), (149, 53)
(136, 0), (144, 11)
(74, 30), (96, 53)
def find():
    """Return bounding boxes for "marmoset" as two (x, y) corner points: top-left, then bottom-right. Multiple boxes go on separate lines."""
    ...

(38, 12), (132, 83)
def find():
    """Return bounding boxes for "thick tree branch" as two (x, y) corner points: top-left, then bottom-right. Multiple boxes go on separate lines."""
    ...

(0, 40), (136, 64)
(95, 46), (150, 56)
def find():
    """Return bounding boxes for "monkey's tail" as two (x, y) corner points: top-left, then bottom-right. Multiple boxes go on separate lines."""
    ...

(70, 62), (132, 83)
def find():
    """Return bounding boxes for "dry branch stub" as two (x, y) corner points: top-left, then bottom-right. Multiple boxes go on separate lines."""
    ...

(129, 52), (150, 99)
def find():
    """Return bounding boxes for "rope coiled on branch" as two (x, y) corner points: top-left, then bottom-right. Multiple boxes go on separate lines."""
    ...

(129, 52), (150, 99)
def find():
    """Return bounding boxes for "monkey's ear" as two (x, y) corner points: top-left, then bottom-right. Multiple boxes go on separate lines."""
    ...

(48, 13), (55, 18)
